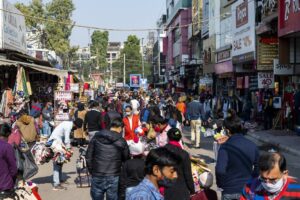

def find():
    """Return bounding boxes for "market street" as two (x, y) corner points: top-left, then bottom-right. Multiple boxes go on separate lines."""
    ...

(29, 128), (300, 200)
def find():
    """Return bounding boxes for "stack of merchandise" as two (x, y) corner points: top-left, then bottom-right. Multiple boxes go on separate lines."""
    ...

(50, 140), (73, 164)
(16, 181), (42, 200)
(31, 143), (54, 165)
(190, 156), (211, 192)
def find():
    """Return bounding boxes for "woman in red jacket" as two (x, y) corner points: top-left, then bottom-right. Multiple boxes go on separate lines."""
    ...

(123, 105), (140, 141)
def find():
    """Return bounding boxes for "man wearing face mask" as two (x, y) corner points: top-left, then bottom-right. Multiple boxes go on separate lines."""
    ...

(241, 152), (300, 200)
(86, 117), (129, 200)
(123, 105), (141, 141)
(126, 147), (178, 200)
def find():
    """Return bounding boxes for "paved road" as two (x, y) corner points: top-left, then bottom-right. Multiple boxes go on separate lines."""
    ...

(30, 149), (90, 200)
(30, 128), (300, 200)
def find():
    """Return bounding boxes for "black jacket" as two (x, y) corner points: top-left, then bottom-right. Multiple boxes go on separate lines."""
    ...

(164, 144), (195, 200)
(84, 109), (102, 132)
(86, 129), (129, 177)
(118, 158), (145, 200)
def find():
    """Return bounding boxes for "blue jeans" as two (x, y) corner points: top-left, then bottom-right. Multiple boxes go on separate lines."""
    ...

(91, 176), (119, 200)
(42, 121), (51, 137)
(222, 193), (241, 200)
(53, 162), (63, 187)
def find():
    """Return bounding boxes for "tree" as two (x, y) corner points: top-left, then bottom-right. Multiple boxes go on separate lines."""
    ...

(44, 0), (75, 67)
(113, 35), (141, 82)
(15, 0), (44, 29)
(15, 0), (75, 69)
(91, 31), (109, 71)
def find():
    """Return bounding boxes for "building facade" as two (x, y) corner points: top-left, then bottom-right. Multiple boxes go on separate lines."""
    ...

(165, 0), (192, 93)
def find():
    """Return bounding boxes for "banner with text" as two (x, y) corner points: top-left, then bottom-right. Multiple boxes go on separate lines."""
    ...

(258, 72), (274, 89)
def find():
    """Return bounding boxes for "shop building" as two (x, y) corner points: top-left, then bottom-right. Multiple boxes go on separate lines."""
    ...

(165, 0), (192, 93)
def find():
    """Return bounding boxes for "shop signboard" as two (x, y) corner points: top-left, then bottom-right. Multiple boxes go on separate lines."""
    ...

(84, 90), (94, 100)
(201, 0), (209, 38)
(130, 74), (141, 88)
(278, 0), (300, 37)
(116, 83), (124, 87)
(217, 49), (231, 62)
(54, 91), (73, 101)
(257, 37), (278, 71)
(232, 0), (256, 62)
(273, 59), (294, 75)
(70, 83), (79, 93)
(258, 72), (274, 89)
(214, 60), (234, 74)
(0, 0), (27, 54)
(54, 113), (70, 121)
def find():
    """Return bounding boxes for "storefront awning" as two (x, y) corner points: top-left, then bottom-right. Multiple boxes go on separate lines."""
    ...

(0, 58), (68, 78)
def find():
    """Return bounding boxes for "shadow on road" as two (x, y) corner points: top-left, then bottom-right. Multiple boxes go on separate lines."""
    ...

(31, 174), (71, 185)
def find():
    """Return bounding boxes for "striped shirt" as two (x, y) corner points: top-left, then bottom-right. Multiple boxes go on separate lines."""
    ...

(240, 177), (300, 200)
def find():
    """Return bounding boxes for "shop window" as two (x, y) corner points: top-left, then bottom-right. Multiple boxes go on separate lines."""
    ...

(173, 26), (181, 43)
(290, 38), (300, 64)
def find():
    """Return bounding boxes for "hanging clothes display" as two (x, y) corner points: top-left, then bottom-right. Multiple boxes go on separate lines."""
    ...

(15, 67), (30, 97)
(0, 89), (14, 117)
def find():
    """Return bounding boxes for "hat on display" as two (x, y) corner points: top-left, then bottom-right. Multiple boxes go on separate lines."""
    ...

(199, 171), (213, 188)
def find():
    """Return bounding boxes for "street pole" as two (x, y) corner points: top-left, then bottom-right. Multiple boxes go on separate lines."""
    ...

(110, 53), (113, 84)
(142, 38), (145, 79)
(123, 54), (126, 86)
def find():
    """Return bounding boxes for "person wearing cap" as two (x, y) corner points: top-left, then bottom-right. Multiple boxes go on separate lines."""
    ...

(0, 123), (17, 197)
(48, 118), (83, 191)
(241, 152), (300, 200)
(118, 139), (145, 200)
(190, 172), (218, 200)
(164, 128), (195, 200)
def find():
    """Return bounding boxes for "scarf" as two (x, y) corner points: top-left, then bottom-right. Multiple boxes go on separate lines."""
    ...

(169, 140), (183, 149)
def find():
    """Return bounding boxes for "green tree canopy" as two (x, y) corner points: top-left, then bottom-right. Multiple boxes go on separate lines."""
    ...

(113, 35), (152, 83)
(15, 0), (44, 29)
(15, 0), (76, 68)
(91, 30), (109, 70)
(45, 0), (75, 59)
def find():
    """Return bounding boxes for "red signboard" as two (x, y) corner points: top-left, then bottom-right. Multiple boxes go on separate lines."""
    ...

(278, 0), (300, 37)
(236, 0), (248, 28)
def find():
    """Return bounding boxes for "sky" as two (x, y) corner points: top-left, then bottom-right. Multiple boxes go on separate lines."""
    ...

(10, 0), (166, 47)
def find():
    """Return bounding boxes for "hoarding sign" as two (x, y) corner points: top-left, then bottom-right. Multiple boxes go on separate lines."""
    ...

(201, 0), (209, 38)
(70, 83), (79, 93)
(258, 72), (274, 89)
(278, 0), (300, 36)
(273, 59), (294, 75)
(130, 74), (141, 88)
(0, 0), (27, 53)
(232, 0), (256, 59)
(54, 91), (73, 101)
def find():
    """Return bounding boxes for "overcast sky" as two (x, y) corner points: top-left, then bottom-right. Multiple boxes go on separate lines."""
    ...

(10, 0), (166, 47)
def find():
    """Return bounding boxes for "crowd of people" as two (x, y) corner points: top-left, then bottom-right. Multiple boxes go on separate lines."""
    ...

(0, 89), (300, 200)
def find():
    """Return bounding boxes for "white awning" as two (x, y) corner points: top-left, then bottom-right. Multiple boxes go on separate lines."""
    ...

(0, 58), (68, 78)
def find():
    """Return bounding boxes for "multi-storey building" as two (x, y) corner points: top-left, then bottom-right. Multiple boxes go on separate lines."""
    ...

(165, 0), (192, 93)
